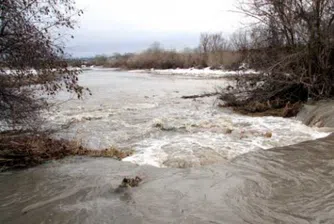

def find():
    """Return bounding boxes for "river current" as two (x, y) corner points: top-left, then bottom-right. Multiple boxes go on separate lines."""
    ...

(0, 69), (333, 223)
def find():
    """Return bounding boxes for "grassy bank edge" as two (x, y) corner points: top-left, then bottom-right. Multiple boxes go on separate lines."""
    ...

(0, 133), (133, 172)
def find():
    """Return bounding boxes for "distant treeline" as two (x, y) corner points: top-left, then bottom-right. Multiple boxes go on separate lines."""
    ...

(71, 32), (247, 70)
(69, 0), (334, 118)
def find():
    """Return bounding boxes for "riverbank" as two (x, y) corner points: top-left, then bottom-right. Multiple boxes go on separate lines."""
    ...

(0, 132), (133, 172)
(82, 66), (259, 78)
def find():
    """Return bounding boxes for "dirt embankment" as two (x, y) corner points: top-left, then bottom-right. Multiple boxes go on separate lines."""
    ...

(218, 95), (303, 118)
(220, 98), (334, 129)
(297, 100), (334, 130)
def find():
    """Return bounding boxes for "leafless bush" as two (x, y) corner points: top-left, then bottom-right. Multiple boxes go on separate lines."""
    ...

(0, 0), (87, 129)
(199, 32), (235, 68)
(221, 0), (334, 115)
(101, 36), (242, 69)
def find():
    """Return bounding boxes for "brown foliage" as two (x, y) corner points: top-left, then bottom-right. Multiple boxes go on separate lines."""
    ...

(102, 48), (241, 70)
(92, 35), (242, 70)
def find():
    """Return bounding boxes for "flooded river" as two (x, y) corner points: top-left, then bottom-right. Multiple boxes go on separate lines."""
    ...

(47, 69), (326, 167)
(1, 69), (333, 223)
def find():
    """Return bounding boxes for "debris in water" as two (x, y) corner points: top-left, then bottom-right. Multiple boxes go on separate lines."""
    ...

(225, 128), (233, 134)
(84, 147), (134, 160)
(154, 122), (163, 129)
(181, 92), (218, 99)
(122, 176), (142, 187)
(264, 132), (273, 138)
(114, 176), (142, 193)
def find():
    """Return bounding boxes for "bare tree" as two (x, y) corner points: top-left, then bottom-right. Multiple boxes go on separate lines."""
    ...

(199, 32), (232, 68)
(207, 33), (230, 52)
(208, 33), (231, 68)
(147, 42), (163, 53)
(0, 0), (86, 129)
(221, 0), (334, 116)
(230, 30), (250, 51)
(199, 33), (210, 66)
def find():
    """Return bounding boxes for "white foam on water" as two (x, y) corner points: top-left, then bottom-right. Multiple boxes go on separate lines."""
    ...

(122, 114), (330, 168)
(122, 140), (169, 167)
(45, 70), (331, 168)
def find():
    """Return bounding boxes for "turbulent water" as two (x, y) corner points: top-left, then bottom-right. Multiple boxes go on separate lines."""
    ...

(46, 69), (326, 168)
(1, 69), (333, 224)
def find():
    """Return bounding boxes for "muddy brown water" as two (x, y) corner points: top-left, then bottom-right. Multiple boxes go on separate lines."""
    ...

(1, 69), (334, 224)
(1, 135), (334, 223)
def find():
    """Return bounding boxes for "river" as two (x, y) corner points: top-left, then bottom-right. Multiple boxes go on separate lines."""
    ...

(0, 69), (333, 223)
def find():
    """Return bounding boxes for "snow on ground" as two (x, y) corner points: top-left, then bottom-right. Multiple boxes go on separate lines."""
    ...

(129, 67), (259, 78)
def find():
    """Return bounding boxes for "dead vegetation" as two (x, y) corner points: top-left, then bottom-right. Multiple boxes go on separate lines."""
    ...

(119, 177), (142, 188)
(220, 0), (334, 116)
(181, 92), (219, 99)
(81, 147), (134, 160)
(220, 91), (303, 117)
(0, 0), (88, 129)
(113, 176), (143, 193)
(88, 33), (242, 70)
(0, 133), (133, 172)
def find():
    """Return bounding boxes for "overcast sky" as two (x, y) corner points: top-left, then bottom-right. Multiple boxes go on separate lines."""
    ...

(67, 0), (245, 57)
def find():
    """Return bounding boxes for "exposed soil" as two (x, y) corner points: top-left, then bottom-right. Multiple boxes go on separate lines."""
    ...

(219, 100), (303, 118)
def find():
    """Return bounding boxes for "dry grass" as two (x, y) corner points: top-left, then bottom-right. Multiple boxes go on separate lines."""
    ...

(0, 133), (133, 171)
(79, 147), (134, 160)
(101, 49), (242, 70)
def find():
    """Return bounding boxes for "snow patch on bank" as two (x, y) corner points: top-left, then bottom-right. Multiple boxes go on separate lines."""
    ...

(129, 67), (259, 78)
